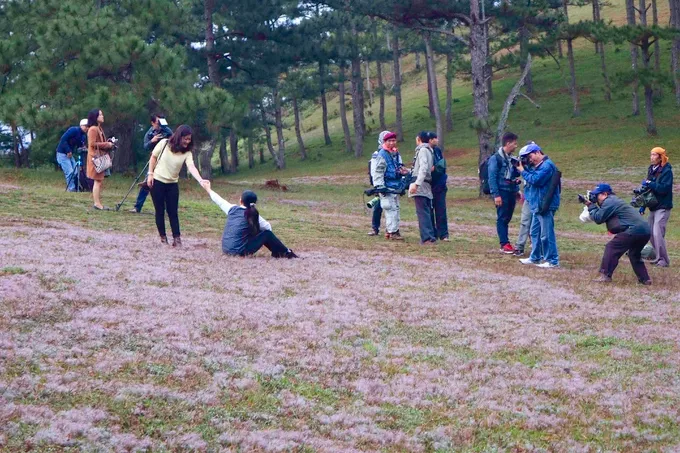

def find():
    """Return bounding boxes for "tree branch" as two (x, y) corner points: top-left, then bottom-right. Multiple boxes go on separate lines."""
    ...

(495, 54), (533, 148)
(409, 25), (469, 46)
(520, 93), (541, 108)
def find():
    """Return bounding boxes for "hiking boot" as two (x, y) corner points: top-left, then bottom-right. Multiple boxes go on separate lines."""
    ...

(500, 243), (515, 254)
(592, 274), (612, 283)
(536, 262), (559, 269)
(386, 231), (404, 241)
(160, 236), (168, 245)
(172, 237), (182, 248)
(638, 279), (652, 286)
(513, 248), (525, 257)
(367, 229), (379, 236)
(285, 249), (299, 259)
(519, 258), (541, 265)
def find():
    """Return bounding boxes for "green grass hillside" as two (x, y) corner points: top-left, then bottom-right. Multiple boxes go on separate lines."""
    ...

(237, 0), (679, 185)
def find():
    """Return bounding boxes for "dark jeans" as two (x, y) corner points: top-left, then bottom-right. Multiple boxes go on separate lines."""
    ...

(150, 180), (180, 238)
(431, 188), (449, 239)
(496, 191), (517, 246)
(134, 184), (150, 212)
(414, 196), (436, 243)
(372, 204), (383, 233)
(242, 230), (289, 257)
(601, 233), (651, 282)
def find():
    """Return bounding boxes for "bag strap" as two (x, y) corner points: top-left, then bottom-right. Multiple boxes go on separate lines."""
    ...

(155, 140), (170, 165)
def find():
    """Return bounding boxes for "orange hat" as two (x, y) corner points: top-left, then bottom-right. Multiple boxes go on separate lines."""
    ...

(651, 147), (668, 166)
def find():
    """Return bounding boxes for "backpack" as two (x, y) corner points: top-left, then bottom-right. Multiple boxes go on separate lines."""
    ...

(538, 166), (562, 215)
(431, 147), (447, 181)
(478, 153), (502, 195)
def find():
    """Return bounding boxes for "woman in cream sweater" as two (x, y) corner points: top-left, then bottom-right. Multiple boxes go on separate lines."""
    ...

(146, 125), (208, 246)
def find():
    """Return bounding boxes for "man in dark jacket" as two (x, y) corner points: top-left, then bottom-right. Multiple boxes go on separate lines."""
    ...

(517, 143), (560, 268)
(586, 183), (652, 284)
(488, 131), (520, 253)
(428, 132), (449, 241)
(130, 114), (173, 213)
(55, 119), (89, 192)
(644, 147), (673, 267)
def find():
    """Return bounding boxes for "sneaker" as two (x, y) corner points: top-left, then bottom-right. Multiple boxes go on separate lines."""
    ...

(367, 230), (379, 236)
(513, 249), (525, 257)
(536, 262), (559, 268)
(500, 243), (515, 254)
(285, 249), (299, 259)
(172, 237), (182, 248)
(160, 236), (168, 245)
(654, 261), (669, 268)
(592, 274), (612, 283)
(519, 258), (541, 265)
(128, 208), (140, 213)
(386, 231), (405, 241)
(638, 279), (652, 286)
(441, 237), (451, 242)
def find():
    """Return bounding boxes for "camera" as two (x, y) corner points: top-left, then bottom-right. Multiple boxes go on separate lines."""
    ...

(108, 136), (119, 151)
(577, 191), (597, 204)
(366, 196), (380, 209)
(510, 156), (520, 167)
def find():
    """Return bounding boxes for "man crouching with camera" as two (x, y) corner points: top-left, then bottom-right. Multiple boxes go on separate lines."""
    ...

(583, 183), (652, 285)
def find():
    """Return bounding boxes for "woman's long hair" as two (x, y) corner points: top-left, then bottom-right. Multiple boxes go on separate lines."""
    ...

(86, 109), (100, 127)
(244, 204), (261, 237)
(168, 124), (193, 153)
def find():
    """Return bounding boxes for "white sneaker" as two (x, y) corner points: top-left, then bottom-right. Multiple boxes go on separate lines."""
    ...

(519, 258), (541, 265)
(536, 262), (559, 268)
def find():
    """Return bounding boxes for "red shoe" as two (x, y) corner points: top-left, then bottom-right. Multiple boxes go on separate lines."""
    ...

(500, 243), (515, 254)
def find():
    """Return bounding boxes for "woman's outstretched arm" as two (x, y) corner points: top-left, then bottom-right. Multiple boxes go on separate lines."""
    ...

(203, 182), (271, 230)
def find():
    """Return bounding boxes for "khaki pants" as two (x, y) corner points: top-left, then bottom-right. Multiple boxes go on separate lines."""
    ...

(380, 193), (400, 234)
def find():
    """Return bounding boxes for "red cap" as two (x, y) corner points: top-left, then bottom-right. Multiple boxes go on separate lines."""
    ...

(383, 132), (397, 141)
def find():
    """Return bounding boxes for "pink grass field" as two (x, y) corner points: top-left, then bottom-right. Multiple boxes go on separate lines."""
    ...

(2, 220), (680, 452)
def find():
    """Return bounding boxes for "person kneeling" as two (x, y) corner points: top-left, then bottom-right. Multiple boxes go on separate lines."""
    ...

(586, 183), (651, 285)
(204, 182), (298, 258)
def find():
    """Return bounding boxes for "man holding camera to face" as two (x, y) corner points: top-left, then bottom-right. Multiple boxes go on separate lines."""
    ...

(488, 132), (520, 254)
(129, 114), (173, 213)
(583, 184), (652, 284)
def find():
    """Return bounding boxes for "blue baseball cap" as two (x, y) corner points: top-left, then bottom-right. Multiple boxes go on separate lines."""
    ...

(591, 183), (614, 195)
(518, 143), (542, 157)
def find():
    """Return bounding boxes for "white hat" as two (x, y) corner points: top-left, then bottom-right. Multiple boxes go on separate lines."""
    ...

(80, 119), (88, 127)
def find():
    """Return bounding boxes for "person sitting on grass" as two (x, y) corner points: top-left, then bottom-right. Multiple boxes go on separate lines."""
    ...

(202, 181), (299, 259)
(585, 183), (652, 285)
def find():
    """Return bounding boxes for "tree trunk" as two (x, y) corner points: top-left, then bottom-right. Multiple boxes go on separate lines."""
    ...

(365, 61), (373, 106)
(199, 140), (214, 179)
(392, 33), (403, 141)
(204, 0), (219, 85)
(519, 26), (533, 94)
(426, 57), (435, 118)
(338, 64), (353, 154)
(273, 87), (286, 169)
(351, 57), (365, 158)
(247, 137), (255, 169)
(415, 51), (421, 70)
(639, 0), (658, 134)
(424, 33), (444, 149)
(672, 0), (680, 106)
(566, 39), (580, 117)
(229, 128), (239, 172)
(652, 0), (660, 73)
(219, 132), (229, 174)
(558, 40), (563, 59)
(110, 120), (135, 173)
(261, 107), (282, 169)
(593, 0), (601, 54)
(319, 63), (332, 145)
(259, 146), (265, 164)
(18, 129), (29, 167)
(446, 53), (454, 132)
(484, 21), (493, 100)
(626, 0), (641, 115)
(292, 97), (307, 160)
(470, 0), (493, 181)
(11, 122), (20, 168)
(377, 60), (386, 130)
(599, 45), (612, 102)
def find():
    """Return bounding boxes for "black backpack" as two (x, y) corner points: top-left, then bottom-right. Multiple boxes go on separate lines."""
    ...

(479, 153), (502, 195)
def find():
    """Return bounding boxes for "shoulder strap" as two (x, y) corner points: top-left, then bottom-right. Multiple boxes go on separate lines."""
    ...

(156, 140), (170, 163)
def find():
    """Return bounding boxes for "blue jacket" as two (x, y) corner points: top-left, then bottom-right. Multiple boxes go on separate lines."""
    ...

(431, 145), (448, 192)
(144, 125), (173, 152)
(56, 127), (86, 155)
(647, 163), (673, 210)
(522, 156), (560, 213)
(379, 148), (403, 190)
(488, 148), (520, 196)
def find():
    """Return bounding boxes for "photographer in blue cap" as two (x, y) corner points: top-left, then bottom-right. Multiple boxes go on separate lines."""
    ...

(584, 183), (652, 284)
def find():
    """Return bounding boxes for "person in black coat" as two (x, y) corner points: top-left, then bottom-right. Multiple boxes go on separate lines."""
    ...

(644, 147), (673, 267)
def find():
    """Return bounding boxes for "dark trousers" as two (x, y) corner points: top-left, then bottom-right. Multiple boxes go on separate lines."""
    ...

(243, 230), (289, 257)
(150, 180), (180, 238)
(134, 184), (150, 212)
(372, 204), (383, 233)
(414, 196), (436, 243)
(601, 233), (651, 282)
(496, 191), (517, 246)
(431, 188), (449, 239)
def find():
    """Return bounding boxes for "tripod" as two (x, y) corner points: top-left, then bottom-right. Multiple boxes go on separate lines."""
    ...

(64, 153), (83, 192)
(115, 161), (149, 211)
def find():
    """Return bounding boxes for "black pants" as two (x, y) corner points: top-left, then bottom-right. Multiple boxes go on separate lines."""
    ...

(243, 230), (289, 257)
(150, 180), (180, 238)
(414, 196), (436, 243)
(431, 187), (449, 239)
(601, 233), (651, 282)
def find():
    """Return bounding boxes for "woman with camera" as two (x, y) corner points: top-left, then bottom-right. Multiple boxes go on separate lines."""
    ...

(202, 182), (298, 258)
(644, 147), (673, 267)
(146, 125), (208, 247)
(86, 109), (116, 210)
(586, 183), (652, 285)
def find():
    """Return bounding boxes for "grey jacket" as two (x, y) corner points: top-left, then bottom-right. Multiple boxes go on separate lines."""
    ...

(588, 194), (651, 236)
(409, 143), (434, 199)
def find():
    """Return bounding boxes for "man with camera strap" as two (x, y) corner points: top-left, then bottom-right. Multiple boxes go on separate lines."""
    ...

(488, 132), (520, 254)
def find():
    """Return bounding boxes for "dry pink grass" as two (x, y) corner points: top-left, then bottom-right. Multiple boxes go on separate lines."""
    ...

(1, 222), (680, 451)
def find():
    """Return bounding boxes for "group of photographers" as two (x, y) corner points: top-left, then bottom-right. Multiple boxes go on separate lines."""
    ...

(368, 130), (449, 244)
